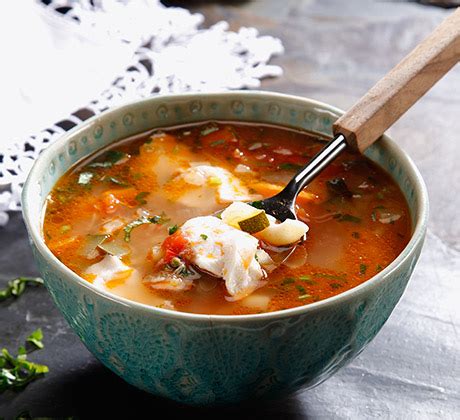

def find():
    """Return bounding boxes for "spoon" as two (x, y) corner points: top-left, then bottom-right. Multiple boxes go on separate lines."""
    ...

(256, 8), (460, 223)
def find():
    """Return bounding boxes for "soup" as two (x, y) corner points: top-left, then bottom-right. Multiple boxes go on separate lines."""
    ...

(43, 122), (411, 315)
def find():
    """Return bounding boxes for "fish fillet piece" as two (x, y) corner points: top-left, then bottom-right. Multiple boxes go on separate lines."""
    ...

(180, 216), (267, 300)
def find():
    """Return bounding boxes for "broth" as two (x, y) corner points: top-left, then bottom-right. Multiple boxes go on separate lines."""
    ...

(43, 122), (411, 315)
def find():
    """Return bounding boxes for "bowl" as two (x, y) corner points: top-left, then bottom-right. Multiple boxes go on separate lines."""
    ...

(22, 92), (428, 406)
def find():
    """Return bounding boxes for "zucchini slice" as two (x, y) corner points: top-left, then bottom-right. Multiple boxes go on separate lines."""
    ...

(238, 210), (270, 234)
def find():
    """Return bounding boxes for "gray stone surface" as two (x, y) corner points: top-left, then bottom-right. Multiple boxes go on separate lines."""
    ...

(1, 1), (459, 418)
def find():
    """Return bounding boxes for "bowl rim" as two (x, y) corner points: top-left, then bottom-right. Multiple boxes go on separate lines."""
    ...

(22, 91), (429, 323)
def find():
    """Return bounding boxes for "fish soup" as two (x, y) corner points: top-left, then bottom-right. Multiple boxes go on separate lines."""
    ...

(43, 122), (411, 315)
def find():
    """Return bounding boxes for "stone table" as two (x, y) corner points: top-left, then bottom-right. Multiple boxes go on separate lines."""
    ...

(1, 1), (459, 418)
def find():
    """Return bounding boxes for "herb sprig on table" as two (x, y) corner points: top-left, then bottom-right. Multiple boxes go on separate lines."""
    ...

(0, 277), (44, 302)
(0, 329), (49, 392)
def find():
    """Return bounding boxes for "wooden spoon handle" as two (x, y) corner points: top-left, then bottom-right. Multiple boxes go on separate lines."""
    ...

(333, 8), (460, 153)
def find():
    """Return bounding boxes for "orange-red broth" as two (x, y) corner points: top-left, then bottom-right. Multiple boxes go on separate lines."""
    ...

(43, 123), (411, 315)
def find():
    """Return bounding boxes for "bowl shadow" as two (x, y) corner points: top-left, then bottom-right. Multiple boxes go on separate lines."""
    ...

(2, 360), (311, 419)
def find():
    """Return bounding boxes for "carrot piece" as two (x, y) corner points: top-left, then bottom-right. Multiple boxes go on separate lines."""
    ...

(96, 188), (138, 214)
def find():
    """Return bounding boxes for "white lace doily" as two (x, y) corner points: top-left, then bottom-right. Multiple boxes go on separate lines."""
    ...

(0, 0), (284, 226)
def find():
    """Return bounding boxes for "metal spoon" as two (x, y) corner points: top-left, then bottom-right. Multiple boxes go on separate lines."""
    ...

(256, 8), (460, 224)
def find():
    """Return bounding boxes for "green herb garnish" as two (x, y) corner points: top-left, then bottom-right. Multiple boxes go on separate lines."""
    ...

(168, 225), (179, 235)
(334, 213), (361, 224)
(314, 273), (346, 281)
(278, 163), (302, 171)
(103, 176), (130, 187)
(0, 277), (44, 302)
(78, 172), (93, 185)
(359, 264), (368, 275)
(376, 264), (383, 272)
(330, 283), (342, 289)
(26, 329), (44, 350)
(60, 225), (71, 234)
(200, 234), (208, 240)
(296, 284), (307, 294)
(169, 257), (182, 269)
(200, 126), (219, 136)
(282, 277), (296, 285)
(124, 214), (169, 242)
(0, 330), (49, 392)
(299, 275), (316, 285)
(88, 150), (127, 168)
(210, 139), (226, 147)
(135, 191), (150, 205)
(352, 231), (360, 239)
(250, 200), (263, 210)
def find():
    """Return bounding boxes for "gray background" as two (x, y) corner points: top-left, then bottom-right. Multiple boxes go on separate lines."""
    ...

(1, 1), (459, 418)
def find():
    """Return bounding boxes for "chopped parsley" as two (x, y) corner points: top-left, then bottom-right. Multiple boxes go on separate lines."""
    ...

(314, 273), (346, 281)
(210, 139), (226, 147)
(200, 126), (219, 136)
(278, 163), (302, 171)
(296, 285), (310, 300)
(359, 264), (368, 275)
(123, 214), (170, 241)
(334, 213), (362, 224)
(352, 231), (360, 239)
(168, 225), (179, 235)
(60, 225), (71, 234)
(87, 150), (127, 168)
(200, 234), (208, 241)
(376, 264), (383, 272)
(281, 277), (296, 285)
(0, 277), (44, 302)
(0, 330), (49, 392)
(250, 200), (263, 210)
(104, 176), (130, 187)
(299, 275), (316, 285)
(134, 191), (150, 205)
(26, 329), (44, 350)
(296, 284), (307, 294)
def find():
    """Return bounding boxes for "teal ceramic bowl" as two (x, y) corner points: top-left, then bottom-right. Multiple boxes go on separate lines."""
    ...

(22, 92), (428, 406)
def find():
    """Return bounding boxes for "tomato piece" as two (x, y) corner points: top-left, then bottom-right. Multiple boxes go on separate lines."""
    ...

(162, 232), (189, 263)
(97, 192), (121, 214)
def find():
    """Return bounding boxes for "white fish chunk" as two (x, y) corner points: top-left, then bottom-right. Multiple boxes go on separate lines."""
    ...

(181, 216), (267, 300)
(85, 254), (133, 288)
(175, 165), (259, 204)
(143, 273), (194, 291)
